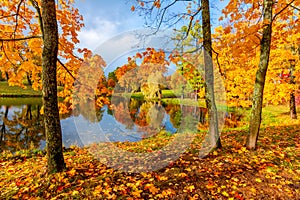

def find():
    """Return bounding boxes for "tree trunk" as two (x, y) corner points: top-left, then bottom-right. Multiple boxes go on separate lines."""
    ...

(201, 0), (221, 149)
(289, 60), (297, 119)
(5, 72), (9, 81)
(290, 92), (297, 119)
(41, 0), (65, 173)
(246, 0), (273, 150)
(27, 73), (32, 86)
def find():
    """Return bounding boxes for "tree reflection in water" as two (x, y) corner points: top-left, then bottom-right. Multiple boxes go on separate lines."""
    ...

(110, 97), (208, 138)
(0, 104), (44, 153)
(0, 97), (210, 153)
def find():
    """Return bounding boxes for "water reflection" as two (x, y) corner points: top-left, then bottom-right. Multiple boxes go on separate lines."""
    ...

(0, 103), (44, 152)
(0, 97), (209, 153)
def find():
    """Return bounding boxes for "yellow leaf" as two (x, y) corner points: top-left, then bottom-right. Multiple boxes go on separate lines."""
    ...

(241, 147), (247, 152)
(67, 168), (76, 177)
(255, 178), (262, 183)
(72, 190), (79, 196)
(222, 191), (229, 197)
(185, 167), (192, 172)
(131, 189), (142, 197)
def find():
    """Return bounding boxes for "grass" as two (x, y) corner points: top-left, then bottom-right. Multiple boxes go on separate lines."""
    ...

(0, 81), (42, 97)
(0, 97), (42, 106)
(0, 103), (299, 199)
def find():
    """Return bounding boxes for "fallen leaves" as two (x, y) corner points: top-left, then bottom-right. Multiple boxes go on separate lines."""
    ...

(0, 125), (299, 199)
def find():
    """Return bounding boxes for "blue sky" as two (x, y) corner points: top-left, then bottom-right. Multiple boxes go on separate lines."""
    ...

(75, 0), (228, 51)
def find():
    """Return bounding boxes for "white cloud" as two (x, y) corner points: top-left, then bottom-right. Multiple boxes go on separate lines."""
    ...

(77, 18), (120, 50)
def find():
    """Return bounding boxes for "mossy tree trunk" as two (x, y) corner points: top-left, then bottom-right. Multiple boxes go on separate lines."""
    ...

(201, 0), (222, 149)
(41, 0), (65, 173)
(247, 0), (273, 150)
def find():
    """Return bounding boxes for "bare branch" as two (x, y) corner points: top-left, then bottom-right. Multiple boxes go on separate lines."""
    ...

(0, 35), (42, 42)
(152, 0), (178, 33)
(211, 48), (224, 78)
(57, 59), (76, 80)
(0, 14), (17, 20)
(273, 0), (295, 21)
(1, 41), (18, 68)
(184, 6), (202, 39)
(13, 0), (24, 39)
(290, 4), (300, 11)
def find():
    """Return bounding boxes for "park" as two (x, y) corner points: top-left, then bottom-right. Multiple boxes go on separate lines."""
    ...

(0, 0), (299, 199)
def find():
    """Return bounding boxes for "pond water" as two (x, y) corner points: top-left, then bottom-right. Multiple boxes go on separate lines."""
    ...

(0, 97), (207, 153)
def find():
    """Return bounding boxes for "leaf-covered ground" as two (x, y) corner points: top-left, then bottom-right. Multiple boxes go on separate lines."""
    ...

(0, 125), (299, 199)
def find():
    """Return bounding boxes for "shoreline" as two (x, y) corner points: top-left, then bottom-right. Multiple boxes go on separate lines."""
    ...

(0, 94), (42, 97)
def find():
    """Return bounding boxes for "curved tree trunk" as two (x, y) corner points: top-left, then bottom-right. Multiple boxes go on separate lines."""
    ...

(41, 0), (65, 173)
(247, 0), (273, 150)
(201, 0), (222, 149)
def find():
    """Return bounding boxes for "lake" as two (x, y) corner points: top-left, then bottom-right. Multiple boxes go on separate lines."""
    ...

(0, 97), (208, 153)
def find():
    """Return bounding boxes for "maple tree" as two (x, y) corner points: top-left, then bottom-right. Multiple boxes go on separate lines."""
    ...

(0, 0), (94, 172)
(217, 0), (300, 149)
(201, 0), (221, 149)
(0, 0), (91, 114)
(41, 0), (65, 172)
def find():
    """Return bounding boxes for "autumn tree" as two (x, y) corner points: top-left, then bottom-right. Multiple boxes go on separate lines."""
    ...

(245, 0), (274, 149)
(201, 0), (221, 148)
(116, 48), (168, 99)
(0, 0), (90, 114)
(218, 0), (299, 149)
(39, 0), (65, 172)
(0, 0), (91, 172)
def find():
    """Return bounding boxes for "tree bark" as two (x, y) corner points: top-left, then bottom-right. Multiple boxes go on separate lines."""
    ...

(41, 0), (65, 172)
(290, 92), (297, 119)
(201, 0), (221, 149)
(247, 0), (273, 150)
(289, 60), (297, 119)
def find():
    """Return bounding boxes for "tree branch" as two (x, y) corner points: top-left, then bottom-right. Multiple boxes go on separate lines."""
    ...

(57, 59), (76, 80)
(290, 4), (300, 11)
(29, 0), (44, 38)
(152, 0), (178, 33)
(0, 14), (17, 20)
(59, 42), (84, 62)
(13, 0), (24, 39)
(0, 35), (42, 42)
(184, 6), (202, 39)
(273, 0), (295, 21)
(211, 48), (224, 78)
(1, 41), (18, 68)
